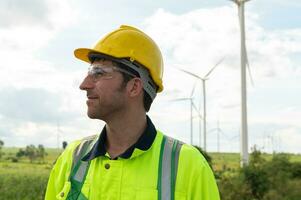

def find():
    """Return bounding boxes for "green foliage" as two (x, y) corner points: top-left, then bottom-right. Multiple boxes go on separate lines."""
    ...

(218, 175), (253, 200)
(25, 145), (36, 163)
(16, 144), (48, 163)
(37, 144), (47, 162)
(291, 162), (301, 178)
(218, 148), (301, 200)
(241, 162), (269, 199)
(241, 148), (269, 199)
(16, 148), (26, 158)
(11, 157), (19, 163)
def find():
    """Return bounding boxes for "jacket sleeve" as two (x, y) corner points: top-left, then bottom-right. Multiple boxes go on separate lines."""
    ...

(44, 141), (80, 200)
(177, 145), (220, 200)
(189, 158), (220, 200)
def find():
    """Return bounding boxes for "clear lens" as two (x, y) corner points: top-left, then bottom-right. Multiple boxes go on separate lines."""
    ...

(87, 65), (136, 82)
(88, 66), (112, 81)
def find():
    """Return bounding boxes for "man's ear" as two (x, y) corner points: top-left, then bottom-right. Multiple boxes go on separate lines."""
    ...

(127, 78), (144, 97)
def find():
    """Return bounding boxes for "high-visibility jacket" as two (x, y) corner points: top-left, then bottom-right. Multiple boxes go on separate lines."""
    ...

(45, 131), (220, 200)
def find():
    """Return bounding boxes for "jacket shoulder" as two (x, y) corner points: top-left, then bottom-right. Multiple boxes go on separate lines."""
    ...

(180, 144), (209, 166)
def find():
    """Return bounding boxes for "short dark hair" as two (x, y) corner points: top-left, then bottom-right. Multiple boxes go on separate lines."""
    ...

(90, 56), (154, 112)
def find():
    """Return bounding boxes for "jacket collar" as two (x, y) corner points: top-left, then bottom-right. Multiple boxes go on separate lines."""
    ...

(82, 115), (157, 161)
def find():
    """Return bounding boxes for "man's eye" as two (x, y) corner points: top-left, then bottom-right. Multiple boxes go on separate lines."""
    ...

(94, 71), (104, 75)
(93, 69), (105, 75)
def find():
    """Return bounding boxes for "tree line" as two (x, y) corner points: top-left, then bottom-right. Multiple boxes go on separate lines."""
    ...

(217, 148), (301, 200)
(0, 139), (47, 163)
(16, 144), (47, 163)
(0, 140), (68, 163)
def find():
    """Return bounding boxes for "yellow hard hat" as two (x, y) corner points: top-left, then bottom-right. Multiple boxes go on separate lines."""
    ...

(74, 25), (164, 93)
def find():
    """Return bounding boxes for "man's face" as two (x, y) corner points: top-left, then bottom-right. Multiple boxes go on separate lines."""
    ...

(79, 59), (128, 120)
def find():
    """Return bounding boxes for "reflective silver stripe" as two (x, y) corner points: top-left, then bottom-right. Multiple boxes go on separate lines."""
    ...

(72, 142), (84, 170)
(71, 135), (98, 170)
(74, 162), (89, 182)
(161, 137), (173, 199)
(160, 136), (183, 200)
(71, 135), (98, 181)
(174, 141), (183, 183)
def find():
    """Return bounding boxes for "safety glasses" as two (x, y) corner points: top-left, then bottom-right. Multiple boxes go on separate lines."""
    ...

(88, 65), (136, 81)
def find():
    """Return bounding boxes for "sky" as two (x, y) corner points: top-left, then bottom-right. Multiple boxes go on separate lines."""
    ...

(0, 0), (300, 154)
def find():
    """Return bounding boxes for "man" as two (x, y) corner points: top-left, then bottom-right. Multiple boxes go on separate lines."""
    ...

(45, 25), (220, 200)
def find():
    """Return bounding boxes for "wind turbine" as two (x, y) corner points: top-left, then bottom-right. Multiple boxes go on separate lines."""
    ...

(177, 58), (224, 151)
(171, 82), (199, 144)
(208, 120), (225, 152)
(214, 120), (222, 153)
(229, 0), (253, 166)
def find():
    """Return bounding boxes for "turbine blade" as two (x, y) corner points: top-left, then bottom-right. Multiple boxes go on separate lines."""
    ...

(177, 68), (203, 80)
(246, 52), (255, 86)
(170, 98), (191, 102)
(198, 96), (202, 113)
(238, 2), (254, 87)
(190, 81), (197, 97)
(204, 57), (225, 78)
(241, 24), (255, 87)
(192, 101), (198, 112)
(220, 130), (229, 139)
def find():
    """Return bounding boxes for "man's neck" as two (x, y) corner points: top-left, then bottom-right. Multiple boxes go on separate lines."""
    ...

(104, 113), (147, 159)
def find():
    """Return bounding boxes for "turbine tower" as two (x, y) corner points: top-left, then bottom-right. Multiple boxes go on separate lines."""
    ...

(229, 0), (252, 166)
(171, 82), (198, 144)
(177, 58), (224, 150)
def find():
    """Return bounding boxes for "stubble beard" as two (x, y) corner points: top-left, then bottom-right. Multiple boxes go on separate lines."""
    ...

(87, 82), (127, 121)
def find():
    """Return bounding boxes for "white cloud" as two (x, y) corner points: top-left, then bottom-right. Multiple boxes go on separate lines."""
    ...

(0, 0), (80, 93)
(250, 107), (301, 128)
(0, 0), (76, 51)
(0, 0), (78, 89)
(0, 0), (48, 28)
(276, 127), (301, 153)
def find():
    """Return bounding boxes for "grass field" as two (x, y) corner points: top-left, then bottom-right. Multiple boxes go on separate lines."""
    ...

(0, 147), (62, 200)
(1, 147), (300, 199)
(210, 152), (301, 171)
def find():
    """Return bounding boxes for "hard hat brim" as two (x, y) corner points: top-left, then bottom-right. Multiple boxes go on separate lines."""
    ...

(74, 48), (99, 64)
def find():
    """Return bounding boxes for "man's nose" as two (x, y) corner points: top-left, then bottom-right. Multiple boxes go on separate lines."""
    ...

(79, 75), (94, 90)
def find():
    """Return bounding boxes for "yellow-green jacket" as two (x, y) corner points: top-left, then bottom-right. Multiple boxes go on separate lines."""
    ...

(45, 122), (220, 200)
